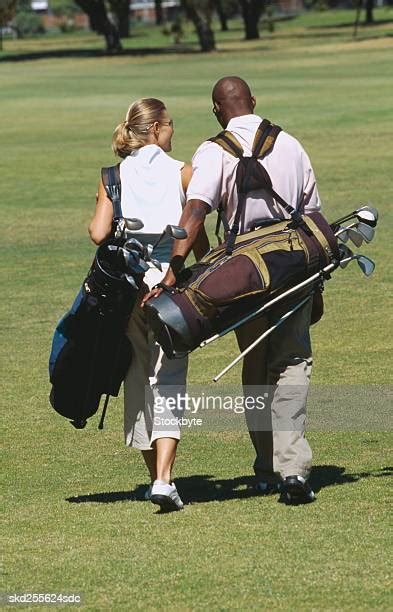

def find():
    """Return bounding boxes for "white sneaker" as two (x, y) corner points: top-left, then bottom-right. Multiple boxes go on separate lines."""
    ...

(150, 480), (184, 511)
(144, 484), (153, 501)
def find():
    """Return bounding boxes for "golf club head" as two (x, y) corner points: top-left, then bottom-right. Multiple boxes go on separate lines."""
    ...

(338, 243), (354, 268)
(346, 227), (364, 248)
(106, 244), (119, 252)
(338, 233), (348, 243)
(123, 218), (144, 232)
(123, 238), (144, 253)
(123, 250), (149, 274)
(336, 225), (364, 247)
(356, 205), (378, 228)
(355, 254), (375, 277)
(165, 225), (188, 240)
(331, 205), (379, 231)
(356, 222), (375, 243)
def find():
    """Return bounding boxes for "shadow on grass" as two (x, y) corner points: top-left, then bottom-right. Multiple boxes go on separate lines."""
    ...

(0, 45), (199, 63)
(65, 465), (391, 504)
(308, 19), (393, 29)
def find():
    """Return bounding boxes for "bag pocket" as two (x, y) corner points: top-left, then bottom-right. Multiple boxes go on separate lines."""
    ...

(195, 253), (268, 305)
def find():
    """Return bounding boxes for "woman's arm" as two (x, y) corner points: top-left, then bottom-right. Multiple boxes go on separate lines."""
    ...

(88, 179), (113, 245)
(181, 164), (210, 261)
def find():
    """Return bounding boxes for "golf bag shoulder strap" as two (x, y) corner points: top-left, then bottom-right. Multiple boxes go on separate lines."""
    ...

(208, 130), (244, 158)
(208, 119), (280, 160)
(252, 119), (282, 159)
(208, 130), (245, 244)
(101, 164), (122, 221)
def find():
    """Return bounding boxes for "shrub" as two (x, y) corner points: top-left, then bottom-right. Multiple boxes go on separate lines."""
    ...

(13, 10), (45, 37)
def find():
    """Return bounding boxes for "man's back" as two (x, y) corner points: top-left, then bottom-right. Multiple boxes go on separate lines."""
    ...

(187, 114), (321, 233)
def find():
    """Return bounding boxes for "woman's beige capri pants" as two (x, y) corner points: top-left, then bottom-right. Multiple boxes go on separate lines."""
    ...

(124, 264), (188, 450)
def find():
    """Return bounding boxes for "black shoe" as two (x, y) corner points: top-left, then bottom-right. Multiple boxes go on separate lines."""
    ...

(280, 475), (316, 505)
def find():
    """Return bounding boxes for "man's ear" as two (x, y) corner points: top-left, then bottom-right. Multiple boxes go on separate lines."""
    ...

(251, 96), (256, 110)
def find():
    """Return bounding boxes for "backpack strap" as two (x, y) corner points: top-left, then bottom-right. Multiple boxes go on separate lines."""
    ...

(209, 130), (244, 158)
(252, 118), (282, 159)
(101, 164), (122, 221)
(208, 130), (245, 244)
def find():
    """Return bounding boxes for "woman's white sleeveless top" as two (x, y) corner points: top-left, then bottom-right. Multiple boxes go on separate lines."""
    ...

(120, 144), (185, 233)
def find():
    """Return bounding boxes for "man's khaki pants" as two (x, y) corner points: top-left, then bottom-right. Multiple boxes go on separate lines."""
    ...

(235, 300), (313, 482)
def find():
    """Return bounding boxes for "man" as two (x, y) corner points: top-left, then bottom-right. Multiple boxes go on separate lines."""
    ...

(144, 76), (321, 504)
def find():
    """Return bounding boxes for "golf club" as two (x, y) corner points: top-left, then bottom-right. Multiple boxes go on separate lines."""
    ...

(355, 222), (375, 243)
(115, 217), (144, 239)
(336, 225), (364, 248)
(331, 205), (378, 230)
(336, 222), (375, 246)
(122, 249), (149, 274)
(354, 254), (376, 276)
(123, 218), (144, 232)
(339, 244), (375, 276)
(151, 225), (188, 252)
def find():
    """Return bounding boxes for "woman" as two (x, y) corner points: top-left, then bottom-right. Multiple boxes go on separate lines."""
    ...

(89, 98), (208, 511)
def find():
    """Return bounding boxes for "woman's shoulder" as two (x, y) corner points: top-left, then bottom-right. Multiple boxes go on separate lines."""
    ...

(159, 149), (184, 169)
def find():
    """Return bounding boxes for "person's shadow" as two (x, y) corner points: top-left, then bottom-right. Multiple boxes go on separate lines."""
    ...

(65, 465), (391, 505)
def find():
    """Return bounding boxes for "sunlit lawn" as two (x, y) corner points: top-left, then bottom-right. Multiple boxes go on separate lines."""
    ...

(1, 10), (392, 610)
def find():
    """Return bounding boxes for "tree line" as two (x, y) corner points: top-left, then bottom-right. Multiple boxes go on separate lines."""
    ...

(0, 0), (378, 54)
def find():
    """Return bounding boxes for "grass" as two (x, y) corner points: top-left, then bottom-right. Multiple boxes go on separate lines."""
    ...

(1, 10), (392, 611)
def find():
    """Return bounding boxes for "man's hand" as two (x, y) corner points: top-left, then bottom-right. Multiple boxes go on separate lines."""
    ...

(141, 199), (209, 307)
(141, 267), (176, 307)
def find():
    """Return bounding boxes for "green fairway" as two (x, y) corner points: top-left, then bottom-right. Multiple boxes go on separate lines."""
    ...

(1, 11), (392, 610)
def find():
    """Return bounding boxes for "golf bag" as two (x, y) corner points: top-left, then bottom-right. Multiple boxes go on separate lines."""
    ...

(49, 165), (143, 429)
(145, 120), (340, 358)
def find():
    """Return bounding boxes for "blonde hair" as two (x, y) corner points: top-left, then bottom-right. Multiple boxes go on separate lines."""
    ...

(112, 98), (166, 158)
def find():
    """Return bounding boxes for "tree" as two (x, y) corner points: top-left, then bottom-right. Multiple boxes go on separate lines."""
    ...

(215, 0), (228, 31)
(74, 0), (122, 52)
(181, 0), (215, 52)
(154, 0), (163, 26)
(239, 0), (265, 40)
(108, 0), (129, 38)
(0, 0), (16, 50)
(353, 0), (375, 37)
(365, 0), (374, 24)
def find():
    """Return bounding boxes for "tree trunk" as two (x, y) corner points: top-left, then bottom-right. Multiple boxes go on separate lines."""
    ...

(215, 0), (228, 31)
(239, 0), (265, 40)
(365, 0), (374, 24)
(353, 0), (363, 37)
(155, 0), (163, 25)
(181, 1), (215, 52)
(109, 0), (129, 38)
(75, 0), (122, 52)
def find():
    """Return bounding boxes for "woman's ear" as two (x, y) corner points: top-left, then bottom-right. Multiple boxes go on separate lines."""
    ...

(152, 121), (160, 141)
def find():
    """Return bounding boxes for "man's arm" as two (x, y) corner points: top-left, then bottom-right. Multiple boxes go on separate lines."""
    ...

(141, 199), (209, 305)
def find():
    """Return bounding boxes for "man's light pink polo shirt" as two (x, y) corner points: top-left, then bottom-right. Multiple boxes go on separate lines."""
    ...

(187, 114), (321, 233)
